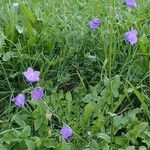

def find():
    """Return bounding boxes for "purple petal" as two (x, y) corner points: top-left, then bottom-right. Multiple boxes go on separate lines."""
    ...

(31, 87), (44, 100)
(89, 18), (101, 29)
(60, 125), (73, 139)
(23, 67), (40, 82)
(130, 29), (137, 35)
(12, 93), (25, 107)
(27, 67), (34, 73)
(123, 29), (138, 45)
(124, 0), (137, 8)
(34, 71), (40, 80)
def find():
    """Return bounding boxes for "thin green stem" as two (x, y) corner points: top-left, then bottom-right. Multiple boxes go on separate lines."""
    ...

(108, 1), (115, 150)
(0, 62), (13, 92)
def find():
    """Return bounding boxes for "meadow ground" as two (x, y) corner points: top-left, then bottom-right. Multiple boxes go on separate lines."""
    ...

(0, 0), (150, 149)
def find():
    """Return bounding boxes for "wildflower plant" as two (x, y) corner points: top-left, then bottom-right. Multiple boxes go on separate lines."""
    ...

(31, 87), (44, 100)
(88, 18), (101, 29)
(23, 67), (40, 82)
(124, 0), (137, 8)
(12, 67), (44, 107)
(12, 93), (25, 107)
(0, 0), (149, 150)
(60, 125), (73, 140)
(123, 29), (138, 45)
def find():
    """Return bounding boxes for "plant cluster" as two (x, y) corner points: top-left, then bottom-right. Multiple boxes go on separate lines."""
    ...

(0, 0), (149, 150)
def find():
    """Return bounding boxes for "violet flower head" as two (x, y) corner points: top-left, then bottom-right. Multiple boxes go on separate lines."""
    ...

(23, 67), (40, 82)
(12, 93), (25, 107)
(124, 0), (137, 8)
(60, 125), (73, 139)
(123, 29), (137, 45)
(89, 18), (101, 29)
(31, 87), (44, 100)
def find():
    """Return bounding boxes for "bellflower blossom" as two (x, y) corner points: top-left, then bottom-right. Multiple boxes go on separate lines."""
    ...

(12, 93), (25, 106)
(123, 29), (137, 45)
(89, 18), (101, 29)
(23, 67), (40, 82)
(124, 0), (137, 8)
(31, 87), (44, 100)
(60, 125), (73, 139)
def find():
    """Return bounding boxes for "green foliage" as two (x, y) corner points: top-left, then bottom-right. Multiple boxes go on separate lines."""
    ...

(0, 0), (149, 149)
(0, 28), (6, 48)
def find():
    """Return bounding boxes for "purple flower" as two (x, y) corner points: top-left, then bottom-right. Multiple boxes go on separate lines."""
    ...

(124, 0), (137, 8)
(12, 93), (25, 106)
(123, 29), (137, 45)
(31, 87), (44, 100)
(89, 18), (101, 29)
(60, 125), (73, 139)
(23, 67), (40, 82)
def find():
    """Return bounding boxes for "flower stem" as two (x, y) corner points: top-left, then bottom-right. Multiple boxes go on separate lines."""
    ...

(108, 0), (115, 149)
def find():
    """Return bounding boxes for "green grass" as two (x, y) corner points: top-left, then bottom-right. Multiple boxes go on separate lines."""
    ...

(0, 0), (150, 149)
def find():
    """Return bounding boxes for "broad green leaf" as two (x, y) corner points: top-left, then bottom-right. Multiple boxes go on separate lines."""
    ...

(0, 144), (7, 150)
(82, 94), (92, 103)
(25, 140), (35, 150)
(89, 84), (101, 98)
(5, 22), (16, 41)
(20, 3), (35, 24)
(0, 29), (6, 48)
(34, 119), (42, 131)
(66, 91), (72, 101)
(35, 137), (42, 148)
(56, 140), (72, 150)
(43, 138), (56, 148)
(126, 146), (135, 150)
(20, 126), (31, 139)
(139, 146), (147, 150)
(60, 140), (72, 150)
(112, 75), (121, 98)
(11, 114), (26, 128)
(58, 90), (64, 100)
(139, 34), (149, 53)
(2, 52), (14, 62)
(126, 80), (150, 119)
(125, 122), (149, 143)
(103, 76), (109, 86)
(12, 141), (27, 150)
(144, 130), (150, 137)
(102, 144), (109, 150)
(24, 19), (32, 36)
(3, 129), (21, 144)
(97, 133), (111, 142)
(100, 87), (109, 100)
(127, 108), (140, 122)
(92, 115), (105, 131)
(114, 137), (128, 147)
(133, 122), (148, 136)
(82, 101), (94, 124)
(90, 140), (99, 149)
(142, 138), (150, 147)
